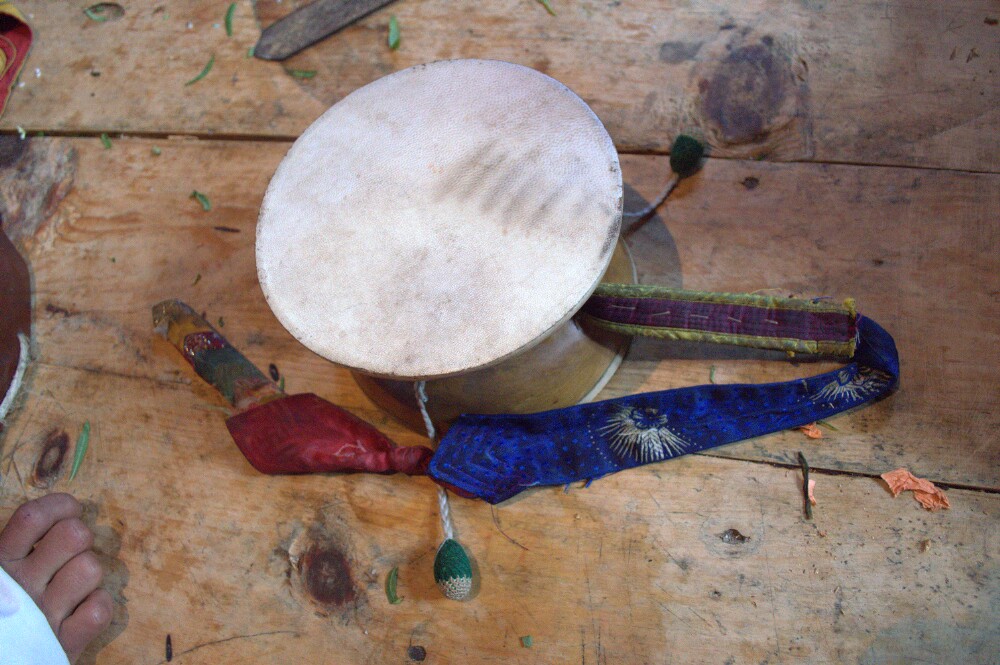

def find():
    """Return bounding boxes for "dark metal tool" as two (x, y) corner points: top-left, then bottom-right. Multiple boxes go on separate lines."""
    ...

(254, 0), (398, 61)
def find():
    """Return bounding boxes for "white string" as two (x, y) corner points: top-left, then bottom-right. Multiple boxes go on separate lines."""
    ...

(621, 172), (679, 230)
(415, 381), (455, 541)
(414, 380), (436, 441)
(0, 334), (30, 425)
(437, 485), (455, 542)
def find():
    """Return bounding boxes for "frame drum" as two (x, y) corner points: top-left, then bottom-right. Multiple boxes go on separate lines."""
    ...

(257, 59), (634, 431)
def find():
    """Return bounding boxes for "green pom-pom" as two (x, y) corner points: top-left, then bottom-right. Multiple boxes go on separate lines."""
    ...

(433, 539), (472, 600)
(669, 134), (704, 178)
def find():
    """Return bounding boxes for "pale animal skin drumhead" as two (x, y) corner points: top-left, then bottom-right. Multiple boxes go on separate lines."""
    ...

(257, 59), (622, 379)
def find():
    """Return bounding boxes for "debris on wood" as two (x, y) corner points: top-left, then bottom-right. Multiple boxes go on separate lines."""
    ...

(388, 15), (400, 50)
(69, 420), (91, 482)
(225, 2), (236, 36)
(84, 3), (125, 22)
(186, 55), (215, 86)
(190, 190), (211, 211)
(719, 528), (749, 544)
(798, 451), (812, 519)
(385, 566), (402, 604)
(796, 422), (823, 439)
(880, 468), (950, 511)
(520, 635), (533, 648)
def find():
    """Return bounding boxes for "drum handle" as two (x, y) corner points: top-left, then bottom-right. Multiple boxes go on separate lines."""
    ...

(580, 283), (858, 359)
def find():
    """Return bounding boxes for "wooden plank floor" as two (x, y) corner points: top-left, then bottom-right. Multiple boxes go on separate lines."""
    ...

(1, 1), (998, 663)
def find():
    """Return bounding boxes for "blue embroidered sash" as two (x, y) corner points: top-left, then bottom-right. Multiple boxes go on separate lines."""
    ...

(429, 287), (898, 504)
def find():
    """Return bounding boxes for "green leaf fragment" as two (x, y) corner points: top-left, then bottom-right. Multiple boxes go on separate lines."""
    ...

(520, 636), (533, 648)
(388, 15), (400, 50)
(83, 5), (110, 22)
(278, 376), (285, 392)
(151, 146), (162, 156)
(186, 55), (215, 86)
(247, 46), (255, 58)
(16, 126), (25, 140)
(69, 421), (91, 482)
(537, 0), (556, 16)
(225, 2), (236, 37)
(289, 69), (316, 79)
(385, 567), (403, 604)
(190, 190), (211, 211)
(218, 316), (225, 328)
(100, 133), (112, 149)
(816, 419), (839, 431)
(192, 273), (201, 286)
(708, 365), (717, 384)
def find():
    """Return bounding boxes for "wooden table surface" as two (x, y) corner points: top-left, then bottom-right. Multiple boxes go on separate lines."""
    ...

(1, 2), (997, 663)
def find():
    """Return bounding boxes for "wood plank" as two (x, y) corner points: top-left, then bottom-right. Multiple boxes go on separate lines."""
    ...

(4, 1), (998, 171)
(17, 137), (999, 489)
(0, 364), (1000, 665)
(1, 363), (997, 664)
(617, 152), (1000, 489)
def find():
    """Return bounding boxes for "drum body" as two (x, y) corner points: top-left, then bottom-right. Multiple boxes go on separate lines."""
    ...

(257, 59), (630, 431)
(356, 242), (634, 431)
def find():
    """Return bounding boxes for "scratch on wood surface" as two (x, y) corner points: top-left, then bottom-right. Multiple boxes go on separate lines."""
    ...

(150, 630), (298, 664)
(490, 505), (529, 551)
(756, 502), (784, 663)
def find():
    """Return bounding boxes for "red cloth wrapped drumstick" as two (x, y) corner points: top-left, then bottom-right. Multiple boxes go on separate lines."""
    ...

(152, 300), (433, 476)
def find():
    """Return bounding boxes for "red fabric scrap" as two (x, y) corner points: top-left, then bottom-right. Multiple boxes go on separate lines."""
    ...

(226, 393), (433, 476)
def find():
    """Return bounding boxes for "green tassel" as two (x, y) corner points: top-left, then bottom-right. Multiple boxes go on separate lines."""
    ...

(669, 134), (705, 178)
(433, 539), (472, 600)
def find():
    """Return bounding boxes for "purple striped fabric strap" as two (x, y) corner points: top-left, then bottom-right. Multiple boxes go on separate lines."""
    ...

(580, 284), (858, 358)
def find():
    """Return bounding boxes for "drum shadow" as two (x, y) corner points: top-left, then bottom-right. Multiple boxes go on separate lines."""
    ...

(619, 183), (683, 288)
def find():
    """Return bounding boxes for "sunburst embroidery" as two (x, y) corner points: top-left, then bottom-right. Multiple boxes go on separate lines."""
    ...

(597, 405), (692, 463)
(810, 367), (892, 405)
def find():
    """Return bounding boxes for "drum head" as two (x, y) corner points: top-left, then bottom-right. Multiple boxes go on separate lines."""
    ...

(257, 59), (622, 379)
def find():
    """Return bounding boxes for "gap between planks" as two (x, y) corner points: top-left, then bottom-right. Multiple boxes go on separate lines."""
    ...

(3, 130), (999, 176)
(12, 359), (1000, 494)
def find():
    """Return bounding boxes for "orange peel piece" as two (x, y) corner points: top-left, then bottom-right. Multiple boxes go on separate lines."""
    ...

(880, 468), (950, 511)
(796, 423), (823, 439)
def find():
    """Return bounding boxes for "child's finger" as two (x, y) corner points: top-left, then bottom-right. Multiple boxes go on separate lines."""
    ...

(17, 518), (93, 596)
(17, 517), (94, 600)
(41, 551), (104, 630)
(58, 588), (113, 664)
(0, 494), (82, 561)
